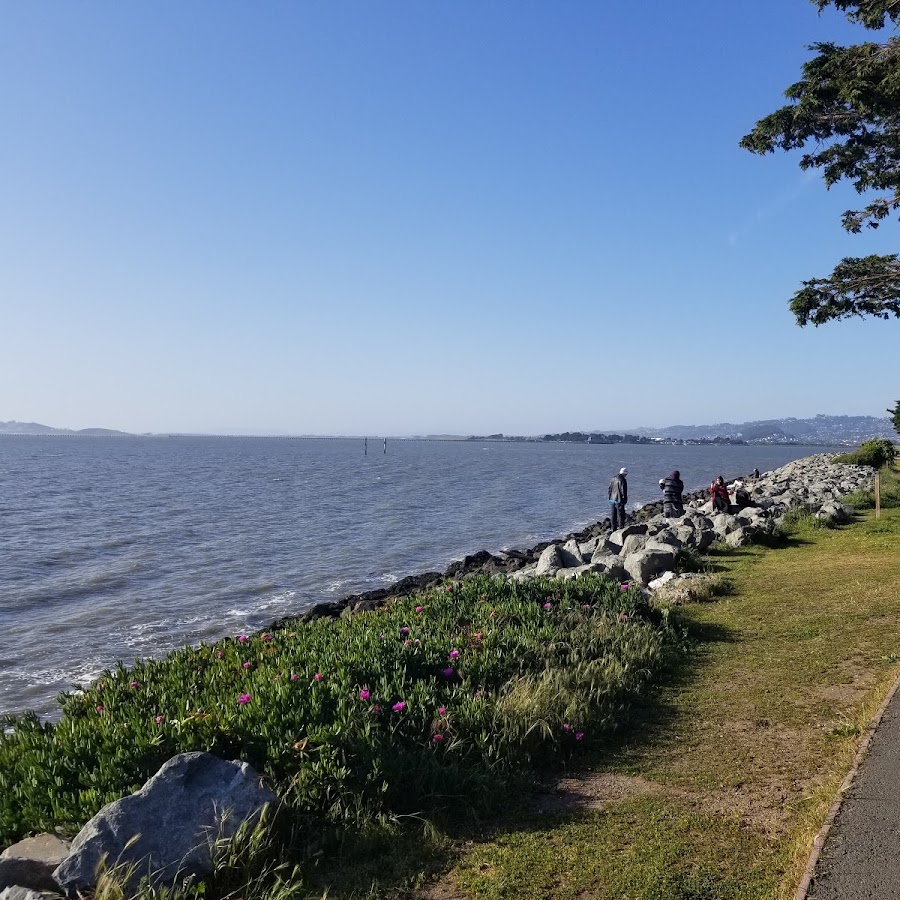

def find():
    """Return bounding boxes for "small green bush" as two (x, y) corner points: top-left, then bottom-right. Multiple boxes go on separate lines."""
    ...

(834, 438), (897, 469)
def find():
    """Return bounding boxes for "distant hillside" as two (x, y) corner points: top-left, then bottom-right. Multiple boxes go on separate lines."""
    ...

(0, 421), (131, 436)
(628, 415), (895, 445)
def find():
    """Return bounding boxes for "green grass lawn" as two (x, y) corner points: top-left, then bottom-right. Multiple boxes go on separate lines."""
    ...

(434, 505), (900, 900)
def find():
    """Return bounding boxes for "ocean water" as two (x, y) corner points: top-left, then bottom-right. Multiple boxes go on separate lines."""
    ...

(0, 435), (831, 717)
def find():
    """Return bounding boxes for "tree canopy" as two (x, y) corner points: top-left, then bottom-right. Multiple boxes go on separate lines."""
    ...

(740, 0), (900, 326)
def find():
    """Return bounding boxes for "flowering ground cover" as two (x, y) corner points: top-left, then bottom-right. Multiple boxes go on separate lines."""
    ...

(0, 573), (681, 895)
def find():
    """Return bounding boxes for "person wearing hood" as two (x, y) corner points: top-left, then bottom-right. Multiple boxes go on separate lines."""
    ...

(608, 467), (628, 531)
(659, 470), (684, 517)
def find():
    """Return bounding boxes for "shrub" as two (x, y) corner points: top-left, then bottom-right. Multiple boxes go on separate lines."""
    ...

(834, 438), (897, 469)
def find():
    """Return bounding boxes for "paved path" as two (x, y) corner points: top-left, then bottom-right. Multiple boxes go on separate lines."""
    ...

(809, 686), (900, 899)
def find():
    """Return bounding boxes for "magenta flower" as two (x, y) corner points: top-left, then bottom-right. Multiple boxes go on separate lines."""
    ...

(392, 701), (407, 712)
(582, 604), (591, 610)
(404, 639), (412, 646)
(438, 706), (447, 716)
(575, 732), (585, 741)
(474, 632), (483, 640)
(415, 605), (424, 612)
(238, 635), (248, 643)
(262, 634), (273, 642)
(442, 667), (454, 678)
(290, 673), (298, 682)
(474, 690), (484, 699)
(618, 612), (629, 622)
(543, 602), (552, 610)
(379, 634), (386, 641)
(154, 715), (164, 724)
(359, 689), (371, 701)
(372, 704), (382, 713)
(562, 723), (572, 732)
(96, 705), (104, 713)
(243, 662), (251, 669)
(400, 626), (410, 635)
(238, 693), (251, 705)
(445, 585), (453, 592)
(449, 649), (460, 659)
(432, 733), (444, 743)
(619, 583), (629, 591)
(216, 651), (224, 659)
(129, 681), (139, 689)
(314, 673), (323, 682)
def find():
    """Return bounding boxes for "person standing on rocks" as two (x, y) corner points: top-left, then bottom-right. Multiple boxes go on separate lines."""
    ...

(659, 470), (684, 518)
(608, 467), (628, 531)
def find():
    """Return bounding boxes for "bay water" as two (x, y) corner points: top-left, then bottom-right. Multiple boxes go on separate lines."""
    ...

(0, 436), (831, 717)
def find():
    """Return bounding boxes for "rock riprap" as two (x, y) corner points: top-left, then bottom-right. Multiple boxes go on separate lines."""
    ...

(53, 752), (275, 896)
(508, 454), (871, 587)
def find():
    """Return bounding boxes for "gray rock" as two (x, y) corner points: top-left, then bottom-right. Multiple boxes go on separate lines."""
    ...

(0, 887), (44, 900)
(623, 548), (676, 584)
(725, 527), (753, 547)
(53, 753), (276, 896)
(591, 555), (629, 582)
(559, 539), (584, 567)
(535, 544), (563, 576)
(620, 534), (648, 556)
(577, 536), (600, 557)
(0, 834), (69, 893)
(647, 571), (677, 590)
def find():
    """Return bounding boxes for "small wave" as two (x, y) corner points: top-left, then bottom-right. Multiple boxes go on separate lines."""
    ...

(325, 579), (351, 594)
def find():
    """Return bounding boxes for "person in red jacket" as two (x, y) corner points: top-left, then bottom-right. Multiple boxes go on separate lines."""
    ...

(710, 475), (730, 513)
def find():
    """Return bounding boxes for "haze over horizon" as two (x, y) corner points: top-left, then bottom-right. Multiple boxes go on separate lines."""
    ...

(2, 3), (898, 434)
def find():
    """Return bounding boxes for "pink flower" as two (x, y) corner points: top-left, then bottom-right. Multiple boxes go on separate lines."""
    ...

(415, 605), (424, 612)
(400, 626), (410, 635)
(619, 583), (629, 591)
(474, 690), (484, 700)
(359, 689), (371, 701)
(432, 733), (444, 742)
(238, 635), (248, 643)
(216, 651), (224, 659)
(582, 604), (591, 610)
(243, 662), (251, 669)
(442, 667), (454, 678)
(392, 701), (407, 712)
(238, 693), (251, 705)
(262, 634), (273, 642)
(438, 707), (447, 716)
(543, 602), (552, 610)
(129, 681), (139, 688)
(575, 732), (585, 741)
(445, 585), (453, 592)
(154, 715), (164, 724)
(562, 723), (572, 732)
(96, 705), (104, 713)
(314, 673), (323, 682)
(379, 634), (386, 641)
(449, 649), (460, 659)
(372, 704), (382, 713)
(618, 612), (629, 622)
(290, 673), (298, 682)
(404, 639), (412, 646)
(474, 632), (483, 640)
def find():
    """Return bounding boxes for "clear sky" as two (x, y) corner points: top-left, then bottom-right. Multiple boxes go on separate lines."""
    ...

(2, 2), (897, 435)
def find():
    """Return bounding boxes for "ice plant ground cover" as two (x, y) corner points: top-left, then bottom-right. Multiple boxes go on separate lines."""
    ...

(0, 573), (681, 881)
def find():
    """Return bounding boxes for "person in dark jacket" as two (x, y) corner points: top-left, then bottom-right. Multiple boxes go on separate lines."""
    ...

(659, 470), (684, 517)
(709, 475), (729, 513)
(608, 467), (628, 531)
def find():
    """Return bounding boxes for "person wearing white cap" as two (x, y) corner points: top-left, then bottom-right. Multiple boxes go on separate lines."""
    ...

(607, 467), (628, 531)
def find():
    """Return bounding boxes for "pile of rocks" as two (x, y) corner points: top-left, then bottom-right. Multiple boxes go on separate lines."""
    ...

(505, 454), (871, 588)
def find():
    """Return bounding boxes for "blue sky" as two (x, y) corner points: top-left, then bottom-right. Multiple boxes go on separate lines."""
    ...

(1, 1), (897, 435)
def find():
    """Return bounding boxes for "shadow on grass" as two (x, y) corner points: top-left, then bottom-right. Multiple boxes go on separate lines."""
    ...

(323, 616), (744, 899)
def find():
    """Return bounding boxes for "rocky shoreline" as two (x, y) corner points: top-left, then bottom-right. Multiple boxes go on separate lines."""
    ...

(283, 453), (873, 626)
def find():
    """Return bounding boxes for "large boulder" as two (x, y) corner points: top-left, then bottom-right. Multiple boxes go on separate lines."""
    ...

(53, 753), (276, 896)
(0, 835), (70, 892)
(535, 544), (563, 576)
(0, 888), (43, 900)
(623, 548), (676, 584)
(559, 539), (584, 567)
(620, 534), (648, 556)
(725, 526), (754, 548)
(591, 555), (629, 583)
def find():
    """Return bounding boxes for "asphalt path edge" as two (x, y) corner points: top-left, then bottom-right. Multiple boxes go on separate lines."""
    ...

(794, 667), (900, 900)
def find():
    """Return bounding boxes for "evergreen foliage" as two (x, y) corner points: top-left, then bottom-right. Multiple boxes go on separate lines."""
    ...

(741, 1), (900, 326)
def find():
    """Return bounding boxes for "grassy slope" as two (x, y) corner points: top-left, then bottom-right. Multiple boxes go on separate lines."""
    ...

(439, 504), (900, 900)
